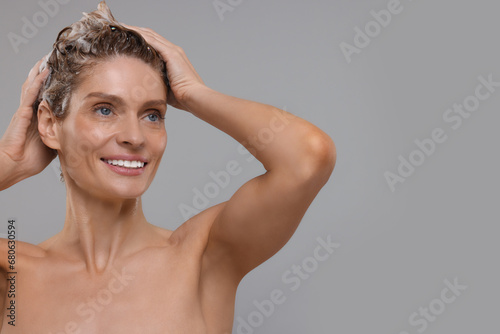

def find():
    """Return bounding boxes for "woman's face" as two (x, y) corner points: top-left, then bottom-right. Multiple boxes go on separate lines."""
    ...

(56, 56), (168, 200)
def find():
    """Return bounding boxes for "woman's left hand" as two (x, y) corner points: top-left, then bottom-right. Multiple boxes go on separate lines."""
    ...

(121, 23), (205, 112)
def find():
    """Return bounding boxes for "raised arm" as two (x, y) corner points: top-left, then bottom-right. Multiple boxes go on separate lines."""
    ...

(0, 58), (55, 191)
(0, 58), (55, 330)
(125, 25), (337, 278)
(185, 87), (336, 274)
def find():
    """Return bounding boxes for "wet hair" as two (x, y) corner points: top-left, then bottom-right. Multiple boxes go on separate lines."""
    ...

(34, 0), (169, 119)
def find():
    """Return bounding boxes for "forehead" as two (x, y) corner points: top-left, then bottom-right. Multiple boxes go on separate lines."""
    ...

(73, 56), (167, 103)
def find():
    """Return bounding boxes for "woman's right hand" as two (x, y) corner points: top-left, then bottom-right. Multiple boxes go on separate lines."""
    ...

(0, 57), (56, 190)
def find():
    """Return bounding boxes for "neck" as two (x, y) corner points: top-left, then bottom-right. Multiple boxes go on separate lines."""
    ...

(57, 182), (151, 275)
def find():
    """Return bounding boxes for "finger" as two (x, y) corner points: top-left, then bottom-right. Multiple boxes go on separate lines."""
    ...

(120, 23), (180, 50)
(26, 58), (46, 86)
(138, 33), (200, 80)
(21, 65), (48, 102)
(128, 30), (192, 77)
(120, 23), (203, 83)
(20, 68), (49, 108)
(136, 32), (201, 81)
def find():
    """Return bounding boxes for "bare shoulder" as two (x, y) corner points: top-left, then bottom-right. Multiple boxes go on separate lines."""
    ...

(0, 237), (47, 298)
(168, 202), (227, 252)
(0, 237), (47, 327)
(171, 202), (244, 283)
(160, 201), (243, 283)
(0, 238), (46, 272)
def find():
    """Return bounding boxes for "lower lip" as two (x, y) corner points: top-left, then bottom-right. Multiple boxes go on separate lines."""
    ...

(102, 160), (147, 176)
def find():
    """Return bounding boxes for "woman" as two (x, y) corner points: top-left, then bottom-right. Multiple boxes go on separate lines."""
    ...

(0, 1), (336, 333)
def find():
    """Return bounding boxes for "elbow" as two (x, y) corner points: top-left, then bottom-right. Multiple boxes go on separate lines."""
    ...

(298, 132), (337, 184)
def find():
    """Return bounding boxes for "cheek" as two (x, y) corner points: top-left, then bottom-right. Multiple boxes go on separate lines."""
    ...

(59, 124), (109, 170)
(87, 125), (117, 144)
(160, 132), (167, 150)
(151, 131), (167, 155)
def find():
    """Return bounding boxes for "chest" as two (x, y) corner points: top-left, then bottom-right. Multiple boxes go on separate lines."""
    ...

(3, 252), (208, 334)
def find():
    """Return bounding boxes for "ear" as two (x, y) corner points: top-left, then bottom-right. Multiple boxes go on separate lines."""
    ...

(37, 100), (61, 151)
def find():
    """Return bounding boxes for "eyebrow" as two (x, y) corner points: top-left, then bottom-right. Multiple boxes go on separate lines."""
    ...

(84, 92), (167, 109)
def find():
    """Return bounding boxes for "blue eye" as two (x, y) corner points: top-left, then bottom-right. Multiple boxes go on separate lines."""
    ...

(147, 112), (164, 122)
(148, 114), (159, 122)
(95, 107), (112, 116)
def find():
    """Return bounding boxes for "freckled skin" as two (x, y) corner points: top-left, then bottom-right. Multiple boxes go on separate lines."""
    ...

(0, 28), (335, 333)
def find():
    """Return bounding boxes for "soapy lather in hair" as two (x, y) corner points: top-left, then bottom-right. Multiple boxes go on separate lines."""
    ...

(34, 0), (169, 119)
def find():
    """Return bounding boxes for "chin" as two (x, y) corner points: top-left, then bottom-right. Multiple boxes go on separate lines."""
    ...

(65, 175), (151, 201)
(99, 181), (151, 200)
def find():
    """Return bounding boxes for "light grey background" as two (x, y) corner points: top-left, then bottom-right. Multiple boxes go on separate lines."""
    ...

(1, 0), (498, 333)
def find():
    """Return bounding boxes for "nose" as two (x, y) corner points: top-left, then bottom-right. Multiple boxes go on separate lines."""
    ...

(116, 116), (146, 148)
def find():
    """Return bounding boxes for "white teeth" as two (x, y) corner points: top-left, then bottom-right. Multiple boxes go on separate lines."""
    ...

(105, 159), (145, 168)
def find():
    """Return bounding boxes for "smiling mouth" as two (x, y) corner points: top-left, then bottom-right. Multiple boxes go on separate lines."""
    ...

(100, 158), (147, 169)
